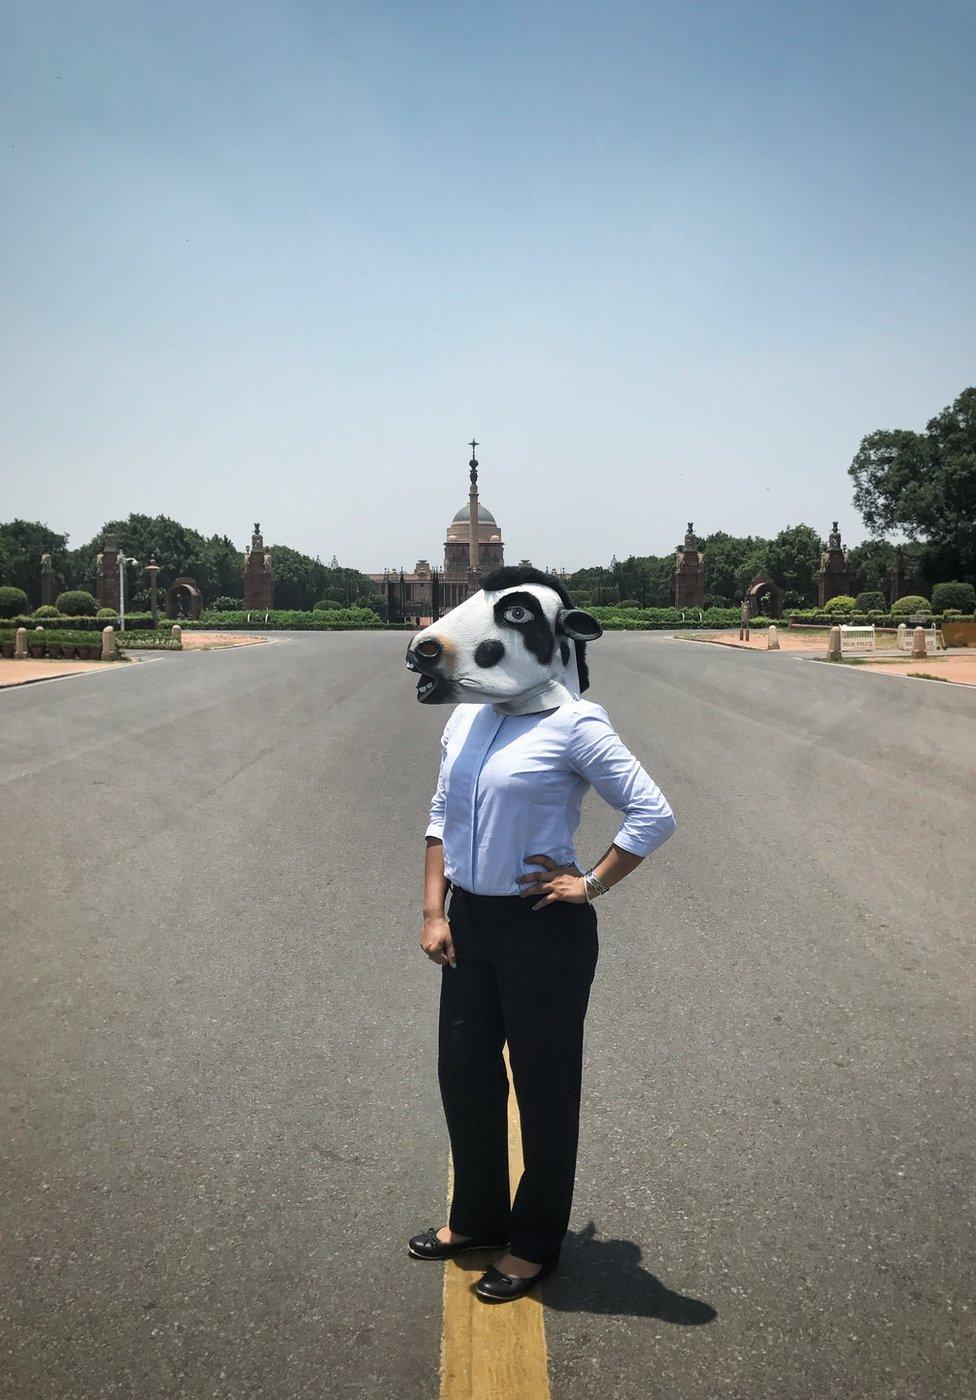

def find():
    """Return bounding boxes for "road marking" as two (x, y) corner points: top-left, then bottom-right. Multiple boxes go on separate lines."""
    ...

(439, 1044), (551, 1400)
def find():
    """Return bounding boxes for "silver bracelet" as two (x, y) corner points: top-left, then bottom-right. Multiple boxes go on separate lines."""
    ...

(583, 868), (609, 901)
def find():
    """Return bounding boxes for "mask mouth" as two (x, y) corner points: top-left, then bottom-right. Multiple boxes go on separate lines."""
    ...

(416, 673), (455, 704)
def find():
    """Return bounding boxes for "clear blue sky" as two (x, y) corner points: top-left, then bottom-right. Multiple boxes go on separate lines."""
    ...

(1, 1), (973, 572)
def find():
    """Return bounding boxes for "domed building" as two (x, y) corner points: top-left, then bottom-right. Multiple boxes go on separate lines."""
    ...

(368, 442), (506, 619)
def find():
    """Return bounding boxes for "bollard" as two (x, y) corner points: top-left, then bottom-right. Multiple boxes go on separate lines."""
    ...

(767, 625), (780, 650)
(15, 626), (28, 658)
(101, 625), (116, 661)
(827, 625), (842, 660)
(35, 624), (44, 631)
(171, 624), (182, 643)
(911, 626), (926, 659)
(897, 622), (908, 643)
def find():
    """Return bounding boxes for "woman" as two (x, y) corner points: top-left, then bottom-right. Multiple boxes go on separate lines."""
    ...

(404, 566), (677, 1302)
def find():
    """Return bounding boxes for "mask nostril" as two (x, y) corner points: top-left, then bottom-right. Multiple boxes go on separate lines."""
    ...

(416, 638), (442, 659)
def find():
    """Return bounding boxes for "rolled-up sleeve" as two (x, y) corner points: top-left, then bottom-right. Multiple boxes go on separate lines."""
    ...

(424, 714), (452, 840)
(567, 705), (676, 857)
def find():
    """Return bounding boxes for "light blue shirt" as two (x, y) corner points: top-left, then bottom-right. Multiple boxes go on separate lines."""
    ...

(425, 699), (676, 896)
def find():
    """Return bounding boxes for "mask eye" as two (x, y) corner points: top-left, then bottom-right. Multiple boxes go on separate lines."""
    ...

(502, 604), (530, 623)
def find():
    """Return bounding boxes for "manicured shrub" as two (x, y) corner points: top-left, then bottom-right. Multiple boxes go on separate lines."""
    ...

(210, 596), (244, 611)
(96, 607), (118, 619)
(823, 595), (856, 614)
(313, 598), (343, 611)
(0, 612), (156, 633)
(855, 591), (886, 612)
(617, 599), (640, 609)
(33, 604), (61, 618)
(56, 589), (98, 616)
(0, 586), (30, 617)
(891, 595), (932, 615)
(932, 581), (976, 614)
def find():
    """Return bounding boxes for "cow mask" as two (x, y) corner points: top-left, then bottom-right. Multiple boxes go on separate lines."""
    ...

(405, 567), (603, 715)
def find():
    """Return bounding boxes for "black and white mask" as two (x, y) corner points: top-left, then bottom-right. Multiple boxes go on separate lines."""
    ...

(405, 573), (602, 715)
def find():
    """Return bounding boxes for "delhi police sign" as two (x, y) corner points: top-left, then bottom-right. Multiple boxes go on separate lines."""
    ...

(840, 625), (876, 654)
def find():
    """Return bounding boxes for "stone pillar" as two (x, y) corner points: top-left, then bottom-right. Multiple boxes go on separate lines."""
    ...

(897, 622), (908, 648)
(911, 627), (926, 659)
(146, 557), (160, 626)
(827, 626), (842, 660)
(40, 553), (55, 607)
(675, 522), (705, 609)
(171, 625), (182, 645)
(242, 523), (274, 610)
(739, 600), (750, 641)
(767, 625), (780, 650)
(818, 521), (849, 607)
(15, 627), (27, 658)
(101, 626), (116, 660)
(468, 444), (480, 572)
(96, 533), (121, 612)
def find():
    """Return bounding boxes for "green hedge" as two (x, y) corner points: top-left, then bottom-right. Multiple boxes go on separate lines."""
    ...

(854, 591), (887, 612)
(891, 595), (932, 616)
(181, 608), (387, 630)
(55, 590), (99, 616)
(0, 586), (29, 618)
(0, 629), (118, 660)
(932, 581), (976, 614)
(0, 612), (160, 633)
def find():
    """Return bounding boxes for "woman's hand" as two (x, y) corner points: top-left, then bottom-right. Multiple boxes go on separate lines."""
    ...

(420, 912), (456, 969)
(516, 853), (588, 911)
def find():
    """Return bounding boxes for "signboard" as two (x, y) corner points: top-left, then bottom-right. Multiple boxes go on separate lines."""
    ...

(898, 628), (940, 655)
(840, 625), (876, 654)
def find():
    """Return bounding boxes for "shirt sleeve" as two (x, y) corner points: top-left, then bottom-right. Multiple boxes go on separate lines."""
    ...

(567, 705), (677, 858)
(424, 712), (454, 840)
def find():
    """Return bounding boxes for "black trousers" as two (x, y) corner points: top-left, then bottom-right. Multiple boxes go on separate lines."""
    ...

(438, 882), (599, 1267)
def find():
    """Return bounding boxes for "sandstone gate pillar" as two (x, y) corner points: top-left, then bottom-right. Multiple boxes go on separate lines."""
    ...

(674, 522), (705, 609)
(243, 523), (274, 610)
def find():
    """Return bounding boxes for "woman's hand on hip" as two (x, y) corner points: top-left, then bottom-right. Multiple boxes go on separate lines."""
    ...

(420, 913), (456, 969)
(516, 854), (588, 911)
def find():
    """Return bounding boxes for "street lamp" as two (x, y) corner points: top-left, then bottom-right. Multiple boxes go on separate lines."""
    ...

(146, 557), (160, 627)
(119, 556), (139, 632)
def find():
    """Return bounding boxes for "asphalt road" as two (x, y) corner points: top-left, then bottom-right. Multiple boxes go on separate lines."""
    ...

(1, 633), (974, 1399)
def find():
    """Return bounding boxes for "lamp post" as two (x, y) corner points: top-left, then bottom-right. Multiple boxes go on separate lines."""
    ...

(146, 557), (160, 627)
(119, 556), (139, 632)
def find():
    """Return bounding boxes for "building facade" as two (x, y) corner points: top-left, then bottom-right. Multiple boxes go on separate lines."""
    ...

(367, 444), (573, 623)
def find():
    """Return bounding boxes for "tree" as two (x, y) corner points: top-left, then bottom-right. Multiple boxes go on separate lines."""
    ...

(317, 564), (380, 608)
(845, 538), (896, 596)
(609, 554), (674, 607)
(263, 545), (328, 610)
(702, 532), (769, 605)
(0, 520), (69, 605)
(65, 515), (246, 607)
(849, 387), (976, 580)
(764, 524), (822, 604)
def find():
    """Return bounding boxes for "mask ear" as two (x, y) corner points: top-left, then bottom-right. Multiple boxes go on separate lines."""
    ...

(556, 607), (603, 641)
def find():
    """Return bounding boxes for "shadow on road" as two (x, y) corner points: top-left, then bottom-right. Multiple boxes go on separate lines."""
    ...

(540, 1222), (717, 1323)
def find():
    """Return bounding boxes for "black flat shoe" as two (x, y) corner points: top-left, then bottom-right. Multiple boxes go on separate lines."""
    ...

(408, 1226), (509, 1261)
(473, 1258), (558, 1302)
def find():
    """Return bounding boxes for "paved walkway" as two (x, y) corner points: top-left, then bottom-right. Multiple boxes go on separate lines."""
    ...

(1, 632), (973, 1399)
(0, 657), (116, 687)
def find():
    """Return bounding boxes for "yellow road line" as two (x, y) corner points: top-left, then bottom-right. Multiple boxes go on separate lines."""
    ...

(439, 1044), (551, 1400)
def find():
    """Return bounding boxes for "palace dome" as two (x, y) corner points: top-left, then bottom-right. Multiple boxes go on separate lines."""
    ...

(451, 503), (497, 524)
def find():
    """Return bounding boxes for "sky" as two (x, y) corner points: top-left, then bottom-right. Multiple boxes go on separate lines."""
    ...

(1, 1), (974, 574)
